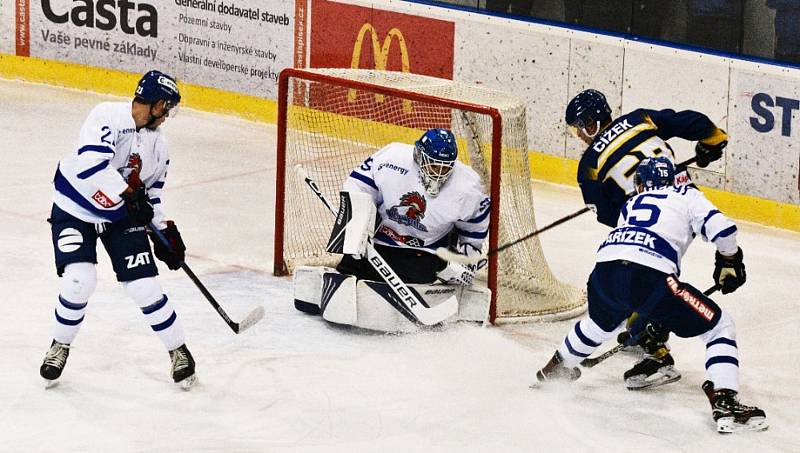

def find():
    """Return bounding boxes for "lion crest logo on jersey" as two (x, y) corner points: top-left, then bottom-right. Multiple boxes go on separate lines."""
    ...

(119, 153), (142, 184)
(386, 191), (429, 232)
(127, 153), (142, 173)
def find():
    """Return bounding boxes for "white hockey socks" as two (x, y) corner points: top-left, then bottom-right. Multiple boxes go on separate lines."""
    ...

(700, 311), (740, 392)
(52, 262), (97, 345)
(558, 317), (617, 368)
(123, 278), (185, 351)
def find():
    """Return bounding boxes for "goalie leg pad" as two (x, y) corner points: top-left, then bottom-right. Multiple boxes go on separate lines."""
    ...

(295, 268), (489, 332)
(320, 272), (358, 325)
(293, 266), (337, 315)
(456, 285), (491, 322)
(355, 280), (432, 332)
(354, 282), (478, 332)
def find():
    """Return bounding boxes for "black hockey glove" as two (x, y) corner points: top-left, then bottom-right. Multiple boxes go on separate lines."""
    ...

(149, 221), (186, 271)
(714, 247), (746, 294)
(695, 140), (727, 168)
(617, 323), (670, 352)
(121, 186), (154, 226)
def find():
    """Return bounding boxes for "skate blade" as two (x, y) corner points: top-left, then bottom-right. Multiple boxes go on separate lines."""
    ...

(626, 368), (682, 391)
(717, 416), (769, 434)
(43, 378), (60, 389)
(176, 374), (197, 391)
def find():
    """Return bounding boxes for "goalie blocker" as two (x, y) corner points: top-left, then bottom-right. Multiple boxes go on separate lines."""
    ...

(293, 266), (490, 332)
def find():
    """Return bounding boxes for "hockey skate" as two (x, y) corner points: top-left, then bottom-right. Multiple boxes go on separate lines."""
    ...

(623, 350), (681, 390)
(702, 381), (768, 433)
(622, 328), (681, 390)
(535, 351), (581, 384)
(169, 344), (197, 390)
(40, 340), (70, 388)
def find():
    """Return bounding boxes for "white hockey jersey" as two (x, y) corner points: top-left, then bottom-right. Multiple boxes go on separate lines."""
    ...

(344, 142), (490, 256)
(53, 102), (170, 229)
(596, 185), (738, 275)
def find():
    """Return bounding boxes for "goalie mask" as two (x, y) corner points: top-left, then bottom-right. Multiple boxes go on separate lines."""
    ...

(414, 129), (458, 197)
(634, 156), (675, 193)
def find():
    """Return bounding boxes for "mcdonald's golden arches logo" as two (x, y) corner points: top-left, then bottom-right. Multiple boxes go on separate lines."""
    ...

(349, 23), (411, 111)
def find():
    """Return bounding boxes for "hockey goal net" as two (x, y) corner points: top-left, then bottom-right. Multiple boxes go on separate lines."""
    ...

(274, 68), (585, 323)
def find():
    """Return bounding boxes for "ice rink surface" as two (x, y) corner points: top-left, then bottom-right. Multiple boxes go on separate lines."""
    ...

(1, 79), (799, 452)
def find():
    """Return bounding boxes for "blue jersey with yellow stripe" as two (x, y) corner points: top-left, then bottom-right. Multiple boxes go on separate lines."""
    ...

(577, 108), (727, 227)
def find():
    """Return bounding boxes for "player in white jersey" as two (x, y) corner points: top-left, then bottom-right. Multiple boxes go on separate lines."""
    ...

(40, 70), (196, 389)
(536, 157), (767, 433)
(336, 128), (490, 286)
(566, 89), (728, 389)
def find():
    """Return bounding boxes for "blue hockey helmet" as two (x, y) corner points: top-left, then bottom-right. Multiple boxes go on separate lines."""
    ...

(565, 89), (612, 136)
(414, 128), (458, 197)
(135, 70), (181, 111)
(634, 156), (675, 192)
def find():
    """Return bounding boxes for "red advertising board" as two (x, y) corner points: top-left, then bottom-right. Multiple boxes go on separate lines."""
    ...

(16, 0), (30, 57)
(308, 0), (455, 128)
(310, 0), (454, 78)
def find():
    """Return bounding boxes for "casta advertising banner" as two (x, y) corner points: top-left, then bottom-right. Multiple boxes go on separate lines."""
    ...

(18, 0), (294, 98)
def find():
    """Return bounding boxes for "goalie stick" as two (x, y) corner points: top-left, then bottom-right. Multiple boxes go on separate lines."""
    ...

(149, 224), (265, 334)
(293, 164), (459, 326)
(580, 284), (720, 368)
(438, 156), (701, 266)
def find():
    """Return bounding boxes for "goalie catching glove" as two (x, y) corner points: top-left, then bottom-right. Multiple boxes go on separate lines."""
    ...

(714, 247), (746, 294)
(436, 261), (475, 286)
(149, 221), (186, 270)
(436, 244), (484, 286)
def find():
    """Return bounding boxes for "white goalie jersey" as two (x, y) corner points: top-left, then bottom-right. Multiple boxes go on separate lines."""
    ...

(52, 102), (170, 229)
(344, 142), (491, 257)
(597, 185), (738, 275)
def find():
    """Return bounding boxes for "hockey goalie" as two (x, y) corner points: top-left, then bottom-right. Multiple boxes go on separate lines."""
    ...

(293, 128), (492, 332)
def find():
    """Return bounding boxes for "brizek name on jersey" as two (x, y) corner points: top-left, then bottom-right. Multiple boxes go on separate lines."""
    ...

(592, 119), (635, 153)
(603, 227), (657, 248)
(599, 225), (678, 264)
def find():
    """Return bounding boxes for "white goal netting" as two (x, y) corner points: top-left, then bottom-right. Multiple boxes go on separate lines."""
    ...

(275, 68), (585, 322)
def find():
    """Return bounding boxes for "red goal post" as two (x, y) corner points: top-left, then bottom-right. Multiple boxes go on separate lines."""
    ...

(274, 68), (585, 323)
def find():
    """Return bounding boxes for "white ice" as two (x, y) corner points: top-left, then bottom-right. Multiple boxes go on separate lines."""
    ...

(1, 79), (799, 452)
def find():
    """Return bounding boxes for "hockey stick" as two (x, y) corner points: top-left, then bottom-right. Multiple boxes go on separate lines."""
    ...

(148, 224), (265, 334)
(580, 283), (719, 368)
(293, 165), (459, 326)
(438, 156), (701, 266)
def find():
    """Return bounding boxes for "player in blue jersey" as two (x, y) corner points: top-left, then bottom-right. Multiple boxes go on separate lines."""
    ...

(536, 157), (766, 433)
(567, 89), (727, 228)
(565, 89), (729, 389)
(40, 70), (196, 389)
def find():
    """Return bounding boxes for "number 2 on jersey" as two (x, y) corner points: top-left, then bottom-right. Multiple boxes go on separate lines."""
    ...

(100, 126), (113, 145)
